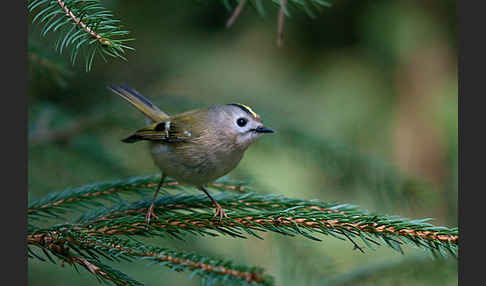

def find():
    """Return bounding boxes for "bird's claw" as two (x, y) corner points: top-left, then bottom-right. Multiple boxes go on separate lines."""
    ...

(146, 205), (159, 225)
(213, 203), (228, 222)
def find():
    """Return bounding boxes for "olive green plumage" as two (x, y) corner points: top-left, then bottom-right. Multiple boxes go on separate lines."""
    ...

(108, 85), (274, 222)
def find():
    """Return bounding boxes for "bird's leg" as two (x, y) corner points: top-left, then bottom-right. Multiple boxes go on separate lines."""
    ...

(146, 175), (166, 225)
(199, 186), (228, 222)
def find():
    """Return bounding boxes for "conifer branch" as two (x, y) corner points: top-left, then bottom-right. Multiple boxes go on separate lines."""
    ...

(55, 0), (109, 46)
(224, 0), (333, 46)
(28, 230), (272, 285)
(72, 206), (457, 256)
(226, 0), (248, 28)
(28, 0), (134, 71)
(31, 186), (457, 257)
(28, 0), (334, 72)
(28, 176), (458, 285)
(277, 0), (287, 47)
(28, 175), (249, 219)
(75, 192), (355, 225)
(28, 231), (143, 285)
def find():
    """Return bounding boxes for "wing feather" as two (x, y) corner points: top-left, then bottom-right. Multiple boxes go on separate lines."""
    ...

(121, 120), (193, 143)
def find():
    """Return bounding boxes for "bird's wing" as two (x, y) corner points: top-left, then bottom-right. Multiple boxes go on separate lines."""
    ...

(121, 119), (196, 143)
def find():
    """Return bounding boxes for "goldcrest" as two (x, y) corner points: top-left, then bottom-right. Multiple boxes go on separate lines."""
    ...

(108, 85), (275, 223)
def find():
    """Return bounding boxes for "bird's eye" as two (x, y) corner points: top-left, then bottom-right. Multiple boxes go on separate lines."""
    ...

(236, 118), (248, 127)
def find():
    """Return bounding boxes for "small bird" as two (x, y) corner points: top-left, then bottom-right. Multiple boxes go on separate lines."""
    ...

(108, 85), (275, 224)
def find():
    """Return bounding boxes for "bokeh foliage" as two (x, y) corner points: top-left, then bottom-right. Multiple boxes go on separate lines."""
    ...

(28, 0), (457, 285)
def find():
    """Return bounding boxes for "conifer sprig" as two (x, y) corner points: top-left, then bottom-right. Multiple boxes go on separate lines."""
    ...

(28, 230), (272, 285)
(29, 177), (458, 257)
(28, 0), (134, 71)
(28, 0), (334, 72)
(72, 202), (458, 257)
(28, 231), (144, 285)
(75, 192), (356, 226)
(224, 0), (333, 46)
(28, 176), (458, 285)
(28, 175), (249, 219)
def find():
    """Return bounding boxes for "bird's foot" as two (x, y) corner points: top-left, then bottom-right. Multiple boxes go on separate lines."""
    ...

(145, 204), (159, 225)
(213, 203), (228, 222)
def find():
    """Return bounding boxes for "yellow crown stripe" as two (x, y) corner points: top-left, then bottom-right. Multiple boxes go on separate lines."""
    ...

(231, 103), (259, 119)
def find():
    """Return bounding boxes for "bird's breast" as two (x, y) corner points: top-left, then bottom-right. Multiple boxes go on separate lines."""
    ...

(149, 142), (244, 186)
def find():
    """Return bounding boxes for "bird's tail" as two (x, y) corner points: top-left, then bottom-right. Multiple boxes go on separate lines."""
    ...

(108, 85), (169, 122)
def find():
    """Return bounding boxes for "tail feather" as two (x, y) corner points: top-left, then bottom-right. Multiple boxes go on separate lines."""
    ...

(108, 85), (169, 122)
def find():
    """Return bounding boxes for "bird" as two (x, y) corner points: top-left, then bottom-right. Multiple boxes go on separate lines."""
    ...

(108, 85), (275, 224)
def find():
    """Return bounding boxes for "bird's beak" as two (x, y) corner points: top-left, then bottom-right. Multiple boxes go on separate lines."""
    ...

(253, 126), (275, 133)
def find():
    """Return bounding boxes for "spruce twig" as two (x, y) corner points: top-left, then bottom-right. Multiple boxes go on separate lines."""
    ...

(28, 232), (143, 286)
(226, 0), (248, 28)
(73, 208), (457, 256)
(28, 175), (249, 219)
(28, 176), (458, 285)
(30, 180), (458, 257)
(223, 0), (333, 46)
(28, 0), (134, 71)
(28, 0), (334, 72)
(28, 230), (272, 285)
(277, 0), (287, 47)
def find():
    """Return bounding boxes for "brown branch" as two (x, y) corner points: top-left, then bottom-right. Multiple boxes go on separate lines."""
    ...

(72, 257), (115, 282)
(86, 238), (265, 283)
(28, 186), (125, 214)
(27, 232), (116, 283)
(56, 0), (111, 46)
(225, 0), (288, 47)
(277, 0), (287, 47)
(28, 181), (247, 214)
(226, 0), (248, 28)
(87, 215), (458, 244)
(28, 231), (266, 284)
(87, 200), (342, 224)
(209, 183), (247, 192)
(154, 254), (263, 283)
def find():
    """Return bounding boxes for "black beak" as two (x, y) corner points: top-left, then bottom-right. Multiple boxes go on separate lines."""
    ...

(253, 126), (275, 133)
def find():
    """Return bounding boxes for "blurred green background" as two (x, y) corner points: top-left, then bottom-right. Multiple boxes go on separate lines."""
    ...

(28, 0), (457, 285)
